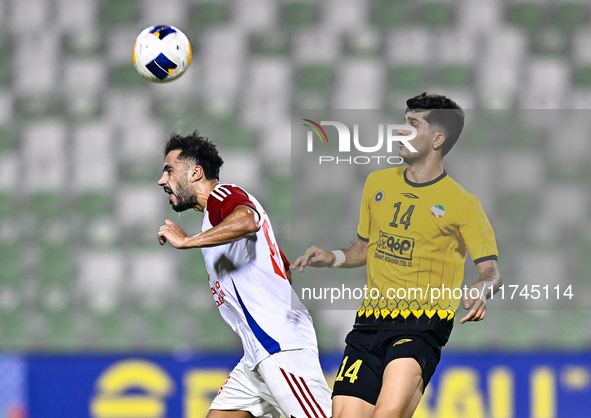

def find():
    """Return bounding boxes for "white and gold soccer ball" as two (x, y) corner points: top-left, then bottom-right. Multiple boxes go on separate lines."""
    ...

(133, 25), (192, 83)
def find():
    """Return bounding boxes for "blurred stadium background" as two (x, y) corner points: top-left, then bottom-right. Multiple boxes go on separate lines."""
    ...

(0, 0), (590, 416)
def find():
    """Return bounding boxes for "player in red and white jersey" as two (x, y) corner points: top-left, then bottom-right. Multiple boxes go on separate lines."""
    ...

(157, 132), (331, 418)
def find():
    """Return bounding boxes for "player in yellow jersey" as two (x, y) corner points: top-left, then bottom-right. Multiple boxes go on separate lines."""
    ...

(292, 92), (503, 418)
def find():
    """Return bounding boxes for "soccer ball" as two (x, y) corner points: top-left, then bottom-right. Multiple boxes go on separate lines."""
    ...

(133, 25), (192, 83)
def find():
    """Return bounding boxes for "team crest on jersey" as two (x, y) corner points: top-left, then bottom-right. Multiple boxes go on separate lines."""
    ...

(431, 205), (445, 218)
(374, 190), (385, 203)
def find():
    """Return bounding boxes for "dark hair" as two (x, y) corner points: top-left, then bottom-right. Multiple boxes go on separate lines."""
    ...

(164, 131), (224, 180)
(405, 92), (465, 156)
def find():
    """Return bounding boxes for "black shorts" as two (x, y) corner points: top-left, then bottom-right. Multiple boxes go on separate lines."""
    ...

(332, 329), (442, 406)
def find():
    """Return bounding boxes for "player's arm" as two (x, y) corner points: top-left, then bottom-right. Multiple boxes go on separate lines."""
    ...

(291, 237), (367, 273)
(459, 259), (503, 324)
(158, 205), (260, 249)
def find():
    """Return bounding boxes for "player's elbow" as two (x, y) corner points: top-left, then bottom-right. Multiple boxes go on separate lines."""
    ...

(244, 217), (260, 234)
(496, 274), (503, 289)
(242, 209), (261, 234)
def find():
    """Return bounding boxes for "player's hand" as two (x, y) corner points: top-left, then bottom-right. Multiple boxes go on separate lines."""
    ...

(459, 282), (488, 324)
(158, 219), (188, 249)
(291, 246), (335, 273)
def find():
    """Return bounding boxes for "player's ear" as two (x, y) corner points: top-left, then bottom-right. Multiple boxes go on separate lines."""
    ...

(433, 133), (445, 151)
(190, 165), (203, 182)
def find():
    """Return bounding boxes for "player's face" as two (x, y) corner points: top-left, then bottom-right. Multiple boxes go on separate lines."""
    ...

(398, 111), (440, 164)
(157, 150), (199, 212)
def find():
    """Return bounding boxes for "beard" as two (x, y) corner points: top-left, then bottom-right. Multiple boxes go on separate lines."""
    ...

(172, 188), (199, 212)
(166, 181), (199, 212)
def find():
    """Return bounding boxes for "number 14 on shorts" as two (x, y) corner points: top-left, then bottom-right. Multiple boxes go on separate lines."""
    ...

(336, 356), (363, 383)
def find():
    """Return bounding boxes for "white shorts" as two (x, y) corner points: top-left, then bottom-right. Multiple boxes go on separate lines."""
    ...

(211, 348), (332, 418)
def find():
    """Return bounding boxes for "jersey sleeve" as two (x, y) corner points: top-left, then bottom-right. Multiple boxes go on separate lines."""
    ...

(356, 175), (373, 242)
(207, 185), (259, 227)
(459, 196), (499, 264)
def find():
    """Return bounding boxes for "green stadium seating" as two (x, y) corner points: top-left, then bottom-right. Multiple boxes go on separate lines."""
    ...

(389, 66), (427, 93)
(0, 128), (16, 150)
(119, 159), (162, 184)
(343, 31), (383, 58)
(0, 193), (16, 218)
(555, 3), (589, 32)
(0, 37), (10, 87)
(39, 247), (73, 284)
(370, 0), (410, 28)
(510, 126), (542, 149)
(531, 29), (570, 57)
(95, 312), (133, 350)
(144, 310), (181, 350)
(191, 3), (231, 27)
(16, 96), (60, 121)
(547, 164), (587, 184)
(281, 3), (320, 30)
(573, 242), (591, 287)
(296, 65), (333, 91)
(418, 3), (455, 28)
(573, 66), (591, 87)
(110, 65), (146, 89)
(217, 116), (257, 149)
(0, 309), (32, 350)
(194, 309), (241, 350)
(250, 31), (291, 56)
(103, 0), (138, 26)
(30, 194), (64, 219)
(447, 313), (487, 350)
(76, 193), (113, 219)
(294, 65), (333, 109)
(0, 247), (22, 285)
(501, 311), (541, 349)
(507, 3), (545, 33)
(43, 309), (81, 350)
(65, 96), (102, 122)
(264, 175), (291, 227)
(553, 312), (590, 348)
(438, 65), (473, 88)
(498, 192), (537, 226)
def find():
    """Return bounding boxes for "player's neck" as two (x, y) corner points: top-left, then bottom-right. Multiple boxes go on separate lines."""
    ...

(405, 158), (444, 184)
(195, 180), (219, 212)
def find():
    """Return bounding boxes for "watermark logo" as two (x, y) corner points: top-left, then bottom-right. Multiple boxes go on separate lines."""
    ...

(303, 120), (418, 165)
(302, 119), (328, 149)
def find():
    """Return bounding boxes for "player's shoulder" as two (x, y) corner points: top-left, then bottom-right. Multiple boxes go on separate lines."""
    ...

(207, 183), (260, 226)
(210, 183), (251, 202)
(443, 174), (481, 207)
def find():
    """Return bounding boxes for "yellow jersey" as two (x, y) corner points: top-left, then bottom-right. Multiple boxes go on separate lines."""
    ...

(354, 166), (498, 344)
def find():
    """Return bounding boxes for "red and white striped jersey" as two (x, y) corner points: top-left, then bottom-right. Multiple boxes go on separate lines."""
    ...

(201, 183), (318, 369)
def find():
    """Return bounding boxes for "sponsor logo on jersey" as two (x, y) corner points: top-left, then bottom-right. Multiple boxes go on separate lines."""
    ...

(431, 204), (445, 218)
(376, 231), (415, 262)
(393, 338), (413, 346)
(401, 193), (419, 199)
(374, 190), (385, 203)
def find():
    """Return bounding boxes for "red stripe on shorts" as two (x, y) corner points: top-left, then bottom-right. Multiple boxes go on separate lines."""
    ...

(290, 372), (319, 418)
(298, 376), (327, 418)
(280, 367), (314, 418)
